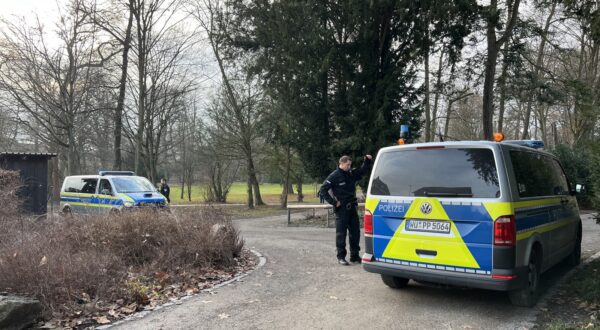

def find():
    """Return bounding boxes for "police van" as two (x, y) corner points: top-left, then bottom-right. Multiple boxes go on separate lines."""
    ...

(60, 171), (169, 214)
(362, 140), (582, 307)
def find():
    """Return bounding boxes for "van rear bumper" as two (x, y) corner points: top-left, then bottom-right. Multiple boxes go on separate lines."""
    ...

(363, 260), (527, 291)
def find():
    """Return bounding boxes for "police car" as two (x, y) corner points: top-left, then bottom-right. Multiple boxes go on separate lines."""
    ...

(362, 139), (582, 307)
(60, 171), (169, 214)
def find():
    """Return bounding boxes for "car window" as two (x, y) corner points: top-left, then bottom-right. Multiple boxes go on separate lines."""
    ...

(63, 177), (84, 193)
(99, 179), (113, 195)
(510, 151), (568, 197)
(550, 159), (570, 195)
(80, 179), (98, 194)
(370, 148), (500, 198)
(111, 177), (156, 193)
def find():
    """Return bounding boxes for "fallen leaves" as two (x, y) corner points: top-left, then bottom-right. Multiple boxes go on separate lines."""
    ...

(35, 248), (258, 329)
(94, 316), (111, 324)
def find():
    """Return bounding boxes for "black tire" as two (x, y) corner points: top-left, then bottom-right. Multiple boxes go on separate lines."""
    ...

(509, 249), (541, 307)
(566, 224), (582, 267)
(381, 275), (409, 289)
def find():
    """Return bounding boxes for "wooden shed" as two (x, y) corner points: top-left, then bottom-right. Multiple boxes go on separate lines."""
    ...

(0, 152), (57, 214)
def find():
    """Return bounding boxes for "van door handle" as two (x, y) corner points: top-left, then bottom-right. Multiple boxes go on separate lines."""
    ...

(416, 249), (437, 257)
(560, 198), (569, 205)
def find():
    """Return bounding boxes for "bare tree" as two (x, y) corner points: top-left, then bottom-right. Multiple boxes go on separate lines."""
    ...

(0, 0), (118, 175)
(123, 0), (195, 182)
(481, 0), (521, 140)
(190, 0), (266, 208)
(81, 0), (136, 170)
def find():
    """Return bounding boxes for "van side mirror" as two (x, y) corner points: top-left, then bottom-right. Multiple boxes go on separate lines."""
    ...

(101, 188), (112, 195)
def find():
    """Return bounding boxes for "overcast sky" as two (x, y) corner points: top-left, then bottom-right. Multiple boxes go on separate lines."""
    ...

(2, 0), (61, 21)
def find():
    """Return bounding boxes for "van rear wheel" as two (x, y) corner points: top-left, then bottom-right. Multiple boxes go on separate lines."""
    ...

(509, 249), (540, 307)
(381, 275), (409, 289)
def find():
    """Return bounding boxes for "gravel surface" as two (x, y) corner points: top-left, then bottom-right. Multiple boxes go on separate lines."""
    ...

(112, 212), (600, 330)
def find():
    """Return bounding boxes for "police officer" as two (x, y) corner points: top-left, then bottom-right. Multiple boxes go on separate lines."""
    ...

(319, 154), (373, 265)
(159, 178), (170, 203)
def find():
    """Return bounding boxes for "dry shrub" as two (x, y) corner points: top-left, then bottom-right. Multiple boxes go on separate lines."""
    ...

(0, 208), (244, 317)
(0, 170), (22, 220)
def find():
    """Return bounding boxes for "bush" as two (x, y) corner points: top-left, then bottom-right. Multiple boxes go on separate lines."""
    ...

(0, 170), (22, 220)
(0, 209), (244, 318)
(553, 144), (595, 208)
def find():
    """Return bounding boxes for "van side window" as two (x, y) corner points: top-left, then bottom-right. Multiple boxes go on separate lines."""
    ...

(510, 151), (568, 197)
(80, 178), (98, 194)
(550, 159), (570, 195)
(99, 179), (113, 195)
(64, 177), (84, 193)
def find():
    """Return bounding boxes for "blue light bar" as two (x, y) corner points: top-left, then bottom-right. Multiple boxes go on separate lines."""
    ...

(99, 171), (136, 176)
(503, 140), (545, 149)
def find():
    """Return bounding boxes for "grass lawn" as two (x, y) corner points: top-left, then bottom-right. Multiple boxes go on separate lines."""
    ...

(170, 182), (321, 205)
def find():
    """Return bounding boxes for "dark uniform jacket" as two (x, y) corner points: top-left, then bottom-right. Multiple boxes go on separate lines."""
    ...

(319, 158), (373, 206)
(160, 183), (170, 200)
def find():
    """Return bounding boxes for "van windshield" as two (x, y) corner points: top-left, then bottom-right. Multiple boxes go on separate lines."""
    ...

(112, 177), (156, 193)
(370, 148), (500, 198)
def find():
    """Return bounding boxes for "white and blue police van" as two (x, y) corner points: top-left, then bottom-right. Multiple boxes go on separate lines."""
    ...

(362, 138), (582, 307)
(60, 171), (169, 214)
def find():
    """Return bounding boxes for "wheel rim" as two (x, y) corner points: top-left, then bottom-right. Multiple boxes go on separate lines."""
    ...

(528, 258), (538, 293)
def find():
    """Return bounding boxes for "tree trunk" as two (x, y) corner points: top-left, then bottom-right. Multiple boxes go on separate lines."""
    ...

(296, 177), (304, 202)
(246, 176), (254, 209)
(424, 48), (431, 142)
(250, 166), (264, 206)
(521, 1), (555, 139)
(482, 0), (521, 140)
(280, 146), (291, 209)
(482, 31), (498, 140)
(134, 2), (147, 175)
(432, 50), (445, 141)
(113, 2), (134, 171)
(444, 98), (453, 139)
(180, 177), (185, 200)
(497, 42), (510, 133)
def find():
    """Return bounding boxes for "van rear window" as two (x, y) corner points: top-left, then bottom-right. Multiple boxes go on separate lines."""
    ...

(370, 148), (500, 198)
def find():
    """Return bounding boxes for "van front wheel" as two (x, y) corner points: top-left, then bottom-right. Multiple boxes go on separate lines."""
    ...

(381, 275), (409, 289)
(509, 250), (540, 307)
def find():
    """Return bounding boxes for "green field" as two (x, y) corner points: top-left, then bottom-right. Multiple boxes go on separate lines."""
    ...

(169, 182), (321, 205)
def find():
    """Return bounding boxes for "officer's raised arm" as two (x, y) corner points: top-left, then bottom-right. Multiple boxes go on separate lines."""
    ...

(353, 154), (373, 181)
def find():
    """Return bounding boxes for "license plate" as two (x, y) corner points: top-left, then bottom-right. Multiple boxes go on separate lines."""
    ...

(405, 220), (451, 233)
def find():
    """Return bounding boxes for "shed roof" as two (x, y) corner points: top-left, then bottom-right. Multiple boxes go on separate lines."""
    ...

(0, 152), (57, 157)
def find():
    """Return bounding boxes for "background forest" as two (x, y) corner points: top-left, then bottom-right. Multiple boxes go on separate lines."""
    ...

(1, 0), (599, 208)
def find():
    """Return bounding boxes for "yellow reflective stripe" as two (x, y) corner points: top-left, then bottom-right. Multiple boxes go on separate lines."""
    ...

(63, 202), (119, 209)
(365, 197), (380, 213)
(61, 192), (123, 200)
(484, 198), (563, 221)
(119, 194), (135, 203)
(96, 195), (122, 200)
(514, 197), (561, 209)
(516, 217), (572, 240)
(61, 192), (95, 198)
(382, 197), (480, 269)
(483, 202), (513, 222)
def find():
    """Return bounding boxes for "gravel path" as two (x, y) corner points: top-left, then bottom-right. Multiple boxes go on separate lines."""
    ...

(112, 212), (600, 330)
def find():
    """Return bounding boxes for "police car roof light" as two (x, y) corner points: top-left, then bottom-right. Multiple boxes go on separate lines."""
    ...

(99, 171), (136, 176)
(502, 140), (545, 149)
